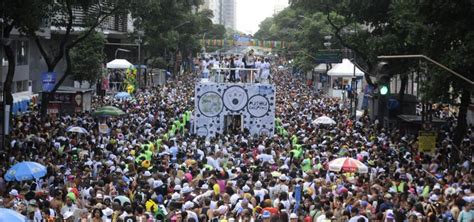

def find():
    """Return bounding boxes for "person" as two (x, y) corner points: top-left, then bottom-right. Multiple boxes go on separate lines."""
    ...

(60, 195), (77, 221)
(458, 202), (473, 222)
(229, 56), (236, 82)
(259, 58), (271, 83)
(243, 49), (255, 82)
(201, 58), (209, 79)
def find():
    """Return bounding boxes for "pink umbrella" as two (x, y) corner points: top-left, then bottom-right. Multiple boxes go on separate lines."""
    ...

(328, 157), (368, 173)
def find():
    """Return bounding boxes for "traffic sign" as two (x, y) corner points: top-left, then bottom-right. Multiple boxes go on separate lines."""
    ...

(315, 50), (342, 63)
(418, 131), (436, 153)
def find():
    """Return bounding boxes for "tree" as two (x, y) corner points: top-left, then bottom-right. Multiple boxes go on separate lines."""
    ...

(22, 0), (131, 116)
(131, 0), (209, 73)
(289, 0), (473, 163)
(70, 32), (105, 86)
(254, 17), (275, 40)
(1, 0), (50, 107)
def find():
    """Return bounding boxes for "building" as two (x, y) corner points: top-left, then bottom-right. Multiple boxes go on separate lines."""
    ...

(201, 0), (236, 30)
(0, 4), (131, 114)
(202, 0), (222, 25)
(221, 0), (236, 30)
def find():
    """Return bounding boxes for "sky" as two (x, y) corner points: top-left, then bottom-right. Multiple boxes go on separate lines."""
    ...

(236, 0), (289, 34)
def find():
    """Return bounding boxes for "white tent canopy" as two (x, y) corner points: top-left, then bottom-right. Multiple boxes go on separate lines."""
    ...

(106, 59), (133, 69)
(327, 59), (364, 77)
(314, 63), (328, 73)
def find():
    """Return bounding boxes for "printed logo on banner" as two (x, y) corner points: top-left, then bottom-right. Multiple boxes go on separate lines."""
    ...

(41, 72), (56, 92)
(198, 92), (223, 117)
(247, 95), (270, 118)
(223, 86), (248, 111)
(196, 126), (209, 137)
(258, 85), (273, 95)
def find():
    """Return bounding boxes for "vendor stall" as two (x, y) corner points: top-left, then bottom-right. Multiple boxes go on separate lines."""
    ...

(327, 59), (364, 98)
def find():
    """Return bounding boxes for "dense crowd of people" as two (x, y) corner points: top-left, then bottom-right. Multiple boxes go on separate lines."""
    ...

(0, 58), (473, 222)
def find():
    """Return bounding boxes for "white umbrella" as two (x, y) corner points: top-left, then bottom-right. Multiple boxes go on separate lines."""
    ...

(328, 157), (368, 173)
(106, 59), (133, 69)
(67, 126), (89, 134)
(312, 116), (336, 125)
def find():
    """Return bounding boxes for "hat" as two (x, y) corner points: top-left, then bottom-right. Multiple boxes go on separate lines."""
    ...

(262, 210), (271, 218)
(183, 201), (194, 210)
(9, 189), (19, 196)
(174, 185), (182, 191)
(279, 175), (288, 181)
(429, 194), (439, 202)
(242, 185), (250, 192)
(201, 184), (209, 190)
(29, 199), (38, 206)
(171, 192), (181, 200)
(255, 181), (262, 188)
(143, 171), (152, 177)
(290, 213), (298, 219)
(384, 193), (392, 199)
(182, 186), (193, 194)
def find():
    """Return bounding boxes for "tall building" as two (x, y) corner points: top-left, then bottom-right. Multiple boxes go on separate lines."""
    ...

(201, 0), (236, 30)
(222, 0), (236, 30)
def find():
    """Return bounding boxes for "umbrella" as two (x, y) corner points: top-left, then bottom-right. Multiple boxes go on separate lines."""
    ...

(114, 195), (131, 206)
(92, 106), (126, 117)
(312, 116), (336, 125)
(328, 157), (368, 174)
(67, 126), (89, 134)
(4, 161), (47, 182)
(0, 208), (26, 222)
(114, 92), (132, 100)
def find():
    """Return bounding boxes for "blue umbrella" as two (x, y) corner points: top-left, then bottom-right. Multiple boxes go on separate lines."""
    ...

(4, 161), (47, 182)
(0, 208), (26, 222)
(114, 92), (132, 100)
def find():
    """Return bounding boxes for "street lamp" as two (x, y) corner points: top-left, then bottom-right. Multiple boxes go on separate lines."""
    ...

(323, 35), (332, 49)
(115, 48), (131, 59)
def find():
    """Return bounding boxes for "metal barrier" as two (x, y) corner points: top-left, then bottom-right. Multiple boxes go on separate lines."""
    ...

(209, 67), (261, 83)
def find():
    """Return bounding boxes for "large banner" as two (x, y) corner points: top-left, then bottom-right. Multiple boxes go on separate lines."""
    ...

(200, 39), (288, 48)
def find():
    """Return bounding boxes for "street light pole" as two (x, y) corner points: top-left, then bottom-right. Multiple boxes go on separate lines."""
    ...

(115, 48), (131, 59)
(377, 55), (473, 85)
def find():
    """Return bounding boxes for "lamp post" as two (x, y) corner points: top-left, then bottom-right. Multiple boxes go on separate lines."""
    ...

(115, 48), (131, 59)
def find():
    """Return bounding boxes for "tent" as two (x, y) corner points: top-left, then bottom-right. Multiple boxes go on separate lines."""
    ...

(314, 63), (329, 73)
(327, 59), (364, 77)
(106, 59), (133, 69)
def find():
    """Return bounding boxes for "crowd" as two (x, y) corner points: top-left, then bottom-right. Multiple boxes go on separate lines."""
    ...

(0, 60), (473, 222)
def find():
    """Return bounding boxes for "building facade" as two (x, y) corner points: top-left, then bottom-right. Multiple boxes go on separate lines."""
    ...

(201, 0), (236, 30)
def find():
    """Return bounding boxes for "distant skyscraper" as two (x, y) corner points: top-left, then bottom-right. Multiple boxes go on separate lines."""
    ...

(201, 0), (236, 30)
(222, 0), (236, 30)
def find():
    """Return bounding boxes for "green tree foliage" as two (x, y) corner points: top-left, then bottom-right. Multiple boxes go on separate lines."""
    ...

(289, 0), (473, 159)
(70, 32), (105, 85)
(1, 0), (51, 105)
(131, 0), (210, 59)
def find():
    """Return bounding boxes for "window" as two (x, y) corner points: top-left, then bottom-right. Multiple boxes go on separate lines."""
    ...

(16, 40), (28, 65)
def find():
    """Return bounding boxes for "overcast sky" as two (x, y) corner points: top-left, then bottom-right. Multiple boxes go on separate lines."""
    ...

(236, 0), (289, 34)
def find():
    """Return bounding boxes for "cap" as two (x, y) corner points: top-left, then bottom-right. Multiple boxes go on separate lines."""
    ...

(290, 213), (298, 219)
(262, 210), (271, 218)
(183, 201), (194, 210)
(143, 171), (152, 177)
(384, 193), (392, 199)
(201, 184), (209, 190)
(171, 192), (181, 200)
(255, 181), (262, 188)
(9, 189), (19, 196)
(242, 185), (250, 192)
